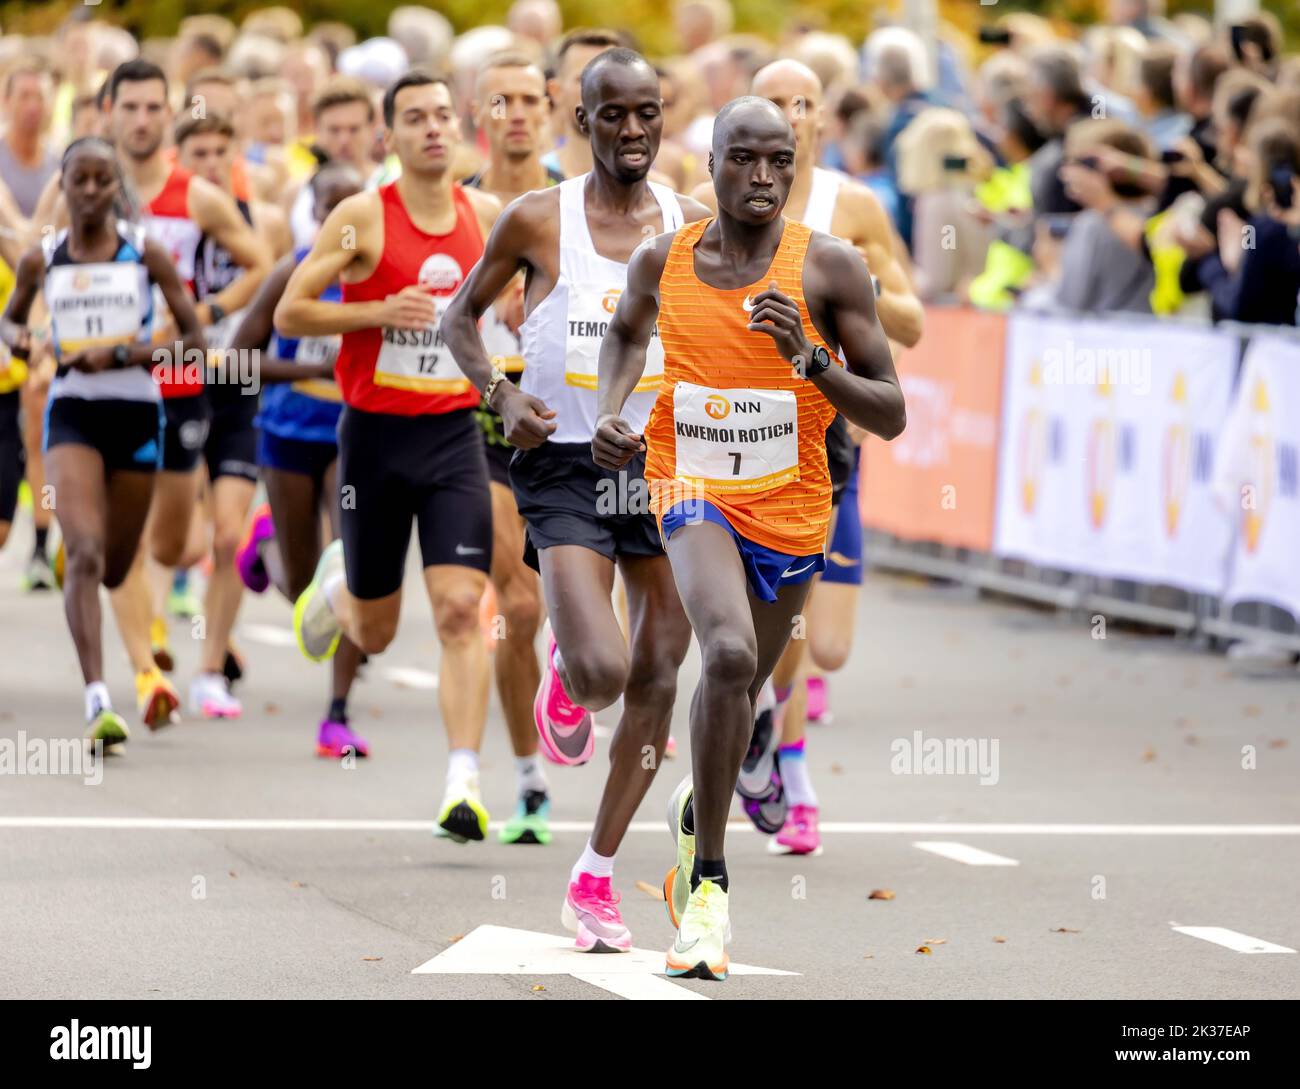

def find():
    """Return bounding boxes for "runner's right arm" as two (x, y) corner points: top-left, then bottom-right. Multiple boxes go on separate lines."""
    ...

(274, 191), (432, 338)
(441, 193), (557, 449)
(230, 254), (329, 383)
(592, 232), (673, 470)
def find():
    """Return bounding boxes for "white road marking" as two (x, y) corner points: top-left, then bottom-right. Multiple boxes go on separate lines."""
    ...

(411, 924), (791, 1000)
(3, 817), (1299, 835)
(382, 667), (439, 690)
(238, 624), (297, 648)
(914, 841), (1020, 866)
(1171, 926), (1296, 954)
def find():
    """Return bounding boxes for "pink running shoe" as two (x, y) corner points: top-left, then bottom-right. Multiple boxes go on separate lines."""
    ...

(533, 629), (593, 766)
(316, 718), (370, 759)
(560, 873), (632, 952)
(770, 804), (822, 856)
(806, 676), (831, 726)
(236, 504), (274, 594)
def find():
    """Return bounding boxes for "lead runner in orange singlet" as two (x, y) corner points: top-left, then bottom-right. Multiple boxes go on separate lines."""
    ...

(593, 97), (906, 981)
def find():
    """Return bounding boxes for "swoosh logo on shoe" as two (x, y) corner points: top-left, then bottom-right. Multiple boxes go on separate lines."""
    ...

(673, 936), (700, 954)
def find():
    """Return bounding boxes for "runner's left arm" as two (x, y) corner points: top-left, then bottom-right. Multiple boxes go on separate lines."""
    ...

(593, 233), (671, 470)
(190, 176), (274, 321)
(746, 235), (904, 442)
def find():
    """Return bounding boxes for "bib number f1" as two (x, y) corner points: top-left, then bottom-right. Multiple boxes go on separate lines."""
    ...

(672, 381), (799, 493)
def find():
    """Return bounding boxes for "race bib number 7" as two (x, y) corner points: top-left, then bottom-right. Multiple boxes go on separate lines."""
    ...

(672, 381), (799, 493)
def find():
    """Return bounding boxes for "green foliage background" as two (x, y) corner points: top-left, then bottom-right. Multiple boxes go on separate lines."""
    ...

(2, 1), (1292, 59)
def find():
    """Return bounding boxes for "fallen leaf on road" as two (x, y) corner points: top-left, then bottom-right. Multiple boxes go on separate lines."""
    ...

(635, 880), (664, 901)
(1011, 704), (1026, 716)
(993, 936), (1007, 943)
(1243, 705), (1262, 718)
(1050, 927), (1080, 934)
(924, 938), (948, 945)
(829, 762), (844, 775)
(228, 871), (237, 878)
(263, 702), (279, 714)
(1141, 747), (1156, 762)
(915, 945), (932, 955)
(291, 881), (306, 888)
(361, 956), (382, 962)
(863, 954), (874, 959)
(369, 707), (384, 718)
(532, 984), (546, 992)
(868, 889), (895, 900)
(447, 935), (464, 943)
(1269, 739), (1287, 749)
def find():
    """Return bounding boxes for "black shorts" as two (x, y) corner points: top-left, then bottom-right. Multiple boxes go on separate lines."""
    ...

(161, 393), (212, 473)
(826, 414), (854, 509)
(205, 395), (259, 483)
(0, 390), (23, 522)
(509, 441), (663, 572)
(337, 405), (492, 600)
(44, 395), (163, 473)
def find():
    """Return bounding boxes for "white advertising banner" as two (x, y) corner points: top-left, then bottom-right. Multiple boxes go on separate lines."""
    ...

(994, 313), (1236, 593)
(1216, 333), (1300, 619)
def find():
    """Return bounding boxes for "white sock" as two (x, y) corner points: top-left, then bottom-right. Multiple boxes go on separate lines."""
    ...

(780, 750), (819, 809)
(84, 682), (111, 722)
(571, 839), (615, 882)
(323, 571), (345, 614)
(514, 755), (548, 796)
(446, 748), (479, 785)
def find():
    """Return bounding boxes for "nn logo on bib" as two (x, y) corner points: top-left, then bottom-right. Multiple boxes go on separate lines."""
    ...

(705, 395), (764, 420)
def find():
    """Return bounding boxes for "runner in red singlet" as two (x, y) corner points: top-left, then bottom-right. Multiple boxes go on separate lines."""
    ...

(276, 72), (502, 844)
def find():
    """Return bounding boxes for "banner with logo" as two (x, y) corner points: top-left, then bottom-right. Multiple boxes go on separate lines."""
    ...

(994, 313), (1235, 593)
(1216, 333), (1300, 619)
(860, 308), (1005, 550)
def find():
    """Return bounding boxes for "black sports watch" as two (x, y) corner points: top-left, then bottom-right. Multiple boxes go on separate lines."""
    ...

(112, 344), (131, 368)
(802, 343), (832, 378)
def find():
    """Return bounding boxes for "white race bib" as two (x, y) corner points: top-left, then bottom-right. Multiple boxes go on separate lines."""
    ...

(290, 334), (341, 399)
(563, 283), (662, 393)
(373, 300), (469, 393)
(47, 263), (143, 354)
(672, 382), (800, 493)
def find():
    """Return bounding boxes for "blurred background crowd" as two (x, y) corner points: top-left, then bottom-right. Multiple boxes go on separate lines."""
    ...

(0, 1), (1297, 326)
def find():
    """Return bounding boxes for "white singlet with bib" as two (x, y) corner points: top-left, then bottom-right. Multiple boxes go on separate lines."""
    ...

(519, 173), (682, 444)
(800, 167), (843, 234)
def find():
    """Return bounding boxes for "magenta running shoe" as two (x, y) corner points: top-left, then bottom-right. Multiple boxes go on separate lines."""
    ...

(317, 718), (369, 759)
(806, 675), (831, 726)
(560, 873), (632, 952)
(236, 503), (274, 594)
(533, 626), (593, 766)
(769, 804), (822, 856)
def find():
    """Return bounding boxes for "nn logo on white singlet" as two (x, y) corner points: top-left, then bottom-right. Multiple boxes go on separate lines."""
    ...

(50, 1021), (151, 1069)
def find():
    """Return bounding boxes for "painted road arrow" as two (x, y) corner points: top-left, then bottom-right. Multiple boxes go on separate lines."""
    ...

(412, 924), (796, 1000)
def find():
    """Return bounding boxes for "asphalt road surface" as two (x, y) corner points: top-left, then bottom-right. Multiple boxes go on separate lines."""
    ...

(2, 512), (1297, 1001)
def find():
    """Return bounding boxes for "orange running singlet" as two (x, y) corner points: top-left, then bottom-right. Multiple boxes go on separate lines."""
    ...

(645, 217), (839, 556)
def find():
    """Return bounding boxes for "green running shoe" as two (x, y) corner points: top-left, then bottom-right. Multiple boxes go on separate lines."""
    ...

(85, 708), (129, 751)
(497, 790), (552, 845)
